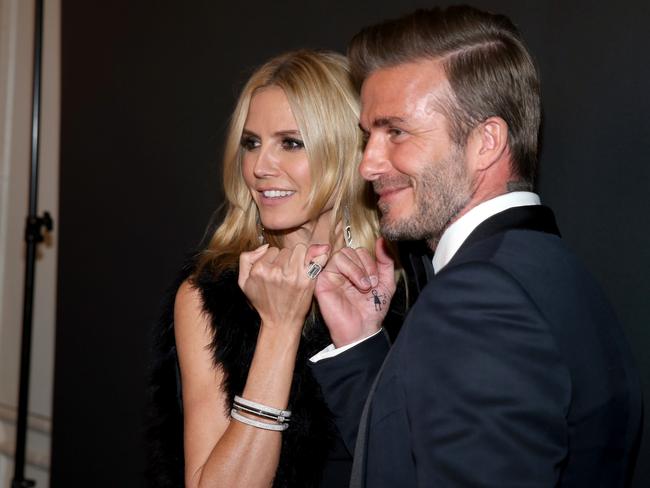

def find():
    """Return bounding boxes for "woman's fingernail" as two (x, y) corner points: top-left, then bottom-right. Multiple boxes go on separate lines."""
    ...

(361, 277), (371, 288)
(370, 275), (379, 287)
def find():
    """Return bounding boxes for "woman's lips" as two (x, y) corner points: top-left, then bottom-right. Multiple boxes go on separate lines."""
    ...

(258, 189), (296, 205)
(261, 189), (295, 198)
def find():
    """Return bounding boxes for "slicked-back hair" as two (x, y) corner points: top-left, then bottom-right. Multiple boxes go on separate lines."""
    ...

(349, 6), (541, 187)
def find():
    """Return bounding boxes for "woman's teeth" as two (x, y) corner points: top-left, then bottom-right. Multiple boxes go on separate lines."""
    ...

(263, 190), (294, 198)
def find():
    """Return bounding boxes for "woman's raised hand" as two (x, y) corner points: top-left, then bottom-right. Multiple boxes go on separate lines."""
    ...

(238, 243), (330, 332)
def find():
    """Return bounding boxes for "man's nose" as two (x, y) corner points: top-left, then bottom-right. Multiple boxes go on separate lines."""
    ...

(359, 135), (389, 181)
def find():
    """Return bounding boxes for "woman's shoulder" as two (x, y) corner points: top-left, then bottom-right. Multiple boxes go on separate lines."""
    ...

(189, 265), (245, 325)
(174, 266), (236, 313)
(192, 264), (238, 296)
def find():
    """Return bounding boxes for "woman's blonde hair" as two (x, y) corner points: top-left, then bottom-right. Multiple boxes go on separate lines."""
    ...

(197, 50), (379, 275)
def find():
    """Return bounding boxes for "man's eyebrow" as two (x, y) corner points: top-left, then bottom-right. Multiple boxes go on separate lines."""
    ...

(373, 116), (406, 127)
(359, 116), (406, 132)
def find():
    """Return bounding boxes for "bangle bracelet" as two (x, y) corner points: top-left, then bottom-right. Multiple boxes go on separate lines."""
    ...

(234, 403), (291, 423)
(230, 408), (288, 431)
(233, 395), (292, 420)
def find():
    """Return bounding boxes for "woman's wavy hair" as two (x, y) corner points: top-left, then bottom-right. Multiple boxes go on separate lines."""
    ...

(196, 50), (379, 275)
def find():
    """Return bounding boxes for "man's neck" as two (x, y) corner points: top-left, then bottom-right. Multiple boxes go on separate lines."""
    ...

(430, 191), (541, 272)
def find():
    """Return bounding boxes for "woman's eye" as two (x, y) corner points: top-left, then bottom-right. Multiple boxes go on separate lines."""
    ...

(281, 137), (304, 151)
(240, 137), (260, 151)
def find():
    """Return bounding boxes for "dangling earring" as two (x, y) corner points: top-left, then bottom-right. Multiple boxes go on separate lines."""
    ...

(256, 212), (265, 244)
(343, 206), (353, 248)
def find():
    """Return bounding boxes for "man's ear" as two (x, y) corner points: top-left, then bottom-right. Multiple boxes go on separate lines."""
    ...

(466, 116), (509, 172)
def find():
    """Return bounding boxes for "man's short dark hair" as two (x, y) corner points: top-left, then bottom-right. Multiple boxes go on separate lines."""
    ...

(349, 6), (541, 187)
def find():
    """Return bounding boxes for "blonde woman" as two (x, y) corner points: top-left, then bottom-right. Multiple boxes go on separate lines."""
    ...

(148, 50), (404, 488)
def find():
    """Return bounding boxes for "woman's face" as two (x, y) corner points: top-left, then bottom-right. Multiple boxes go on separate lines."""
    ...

(241, 86), (316, 235)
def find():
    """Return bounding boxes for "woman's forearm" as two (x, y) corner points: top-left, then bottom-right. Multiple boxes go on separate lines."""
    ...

(189, 323), (301, 488)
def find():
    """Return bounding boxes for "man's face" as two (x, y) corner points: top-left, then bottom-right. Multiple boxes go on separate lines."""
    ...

(359, 59), (472, 243)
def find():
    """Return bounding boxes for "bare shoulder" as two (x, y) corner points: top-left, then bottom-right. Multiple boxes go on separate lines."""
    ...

(173, 278), (217, 383)
(174, 279), (208, 331)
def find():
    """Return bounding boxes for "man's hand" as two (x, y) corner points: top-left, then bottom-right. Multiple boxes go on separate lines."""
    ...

(315, 238), (396, 347)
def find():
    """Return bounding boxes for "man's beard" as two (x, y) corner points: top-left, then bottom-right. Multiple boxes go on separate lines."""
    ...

(375, 147), (472, 243)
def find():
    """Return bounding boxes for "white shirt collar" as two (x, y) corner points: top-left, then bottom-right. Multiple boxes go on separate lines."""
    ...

(432, 191), (541, 274)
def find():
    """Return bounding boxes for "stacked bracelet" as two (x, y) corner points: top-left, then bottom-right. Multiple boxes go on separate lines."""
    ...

(230, 408), (288, 431)
(230, 395), (292, 432)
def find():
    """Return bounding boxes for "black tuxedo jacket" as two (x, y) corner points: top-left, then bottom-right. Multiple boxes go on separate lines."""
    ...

(311, 205), (642, 487)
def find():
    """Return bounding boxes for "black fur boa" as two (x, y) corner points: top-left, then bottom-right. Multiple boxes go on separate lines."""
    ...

(146, 263), (353, 487)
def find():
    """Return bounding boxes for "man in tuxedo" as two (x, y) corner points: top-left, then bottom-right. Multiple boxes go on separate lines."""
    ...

(311, 6), (642, 487)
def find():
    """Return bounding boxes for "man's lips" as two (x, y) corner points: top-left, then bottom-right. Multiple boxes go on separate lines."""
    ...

(374, 185), (411, 203)
(375, 186), (409, 196)
(373, 176), (412, 195)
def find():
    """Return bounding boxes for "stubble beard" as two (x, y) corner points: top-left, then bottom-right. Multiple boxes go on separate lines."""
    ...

(376, 148), (472, 244)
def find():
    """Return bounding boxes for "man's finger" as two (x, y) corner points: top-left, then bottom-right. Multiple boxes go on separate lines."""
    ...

(355, 247), (379, 288)
(375, 238), (396, 289)
(323, 249), (373, 291)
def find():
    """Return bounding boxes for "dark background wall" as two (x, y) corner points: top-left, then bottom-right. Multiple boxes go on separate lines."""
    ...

(53, 1), (650, 486)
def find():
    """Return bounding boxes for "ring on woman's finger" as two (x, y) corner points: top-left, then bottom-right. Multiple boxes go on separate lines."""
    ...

(306, 261), (323, 280)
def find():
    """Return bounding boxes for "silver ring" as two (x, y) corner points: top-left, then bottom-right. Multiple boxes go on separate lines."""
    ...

(306, 261), (323, 280)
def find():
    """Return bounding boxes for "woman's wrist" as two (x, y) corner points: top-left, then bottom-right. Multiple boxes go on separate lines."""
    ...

(257, 320), (302, 351)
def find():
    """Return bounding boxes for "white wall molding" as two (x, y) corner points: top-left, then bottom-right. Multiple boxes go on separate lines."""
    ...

(0, 402), (52, 435)
(0, 404), (50, 471)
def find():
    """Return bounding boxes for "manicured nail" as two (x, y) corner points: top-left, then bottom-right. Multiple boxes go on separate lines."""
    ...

(370, 275), (379, 287)
(361, 277), (371, 288)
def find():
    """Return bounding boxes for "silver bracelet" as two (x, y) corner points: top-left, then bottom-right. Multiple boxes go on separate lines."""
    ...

(234, 403), (291, 423)
(233, 395), (292, 422)
(230, 408), (288, 431)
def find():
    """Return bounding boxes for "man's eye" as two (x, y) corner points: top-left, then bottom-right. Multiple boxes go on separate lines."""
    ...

(240, 137), (260, 151)
(388, 128), (405, 137)
(281, 137), (304, 150)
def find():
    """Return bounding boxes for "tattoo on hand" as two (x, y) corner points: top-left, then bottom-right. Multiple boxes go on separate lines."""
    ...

(369, 289), (388, 311)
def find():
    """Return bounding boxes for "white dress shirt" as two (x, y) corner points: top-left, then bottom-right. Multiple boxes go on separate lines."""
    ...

(310, 191), (541, 362)
(432, 191), (540, 273)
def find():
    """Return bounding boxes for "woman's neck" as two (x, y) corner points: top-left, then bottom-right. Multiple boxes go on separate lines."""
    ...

(280, 208), (344, 251)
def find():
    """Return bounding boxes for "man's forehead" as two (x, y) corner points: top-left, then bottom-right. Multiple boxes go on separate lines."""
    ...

(359, 60), (450, 124)
(362, 59), (447, 91)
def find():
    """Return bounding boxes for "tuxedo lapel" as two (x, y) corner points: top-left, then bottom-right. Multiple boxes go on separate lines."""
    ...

(453, 205), (560, 263)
